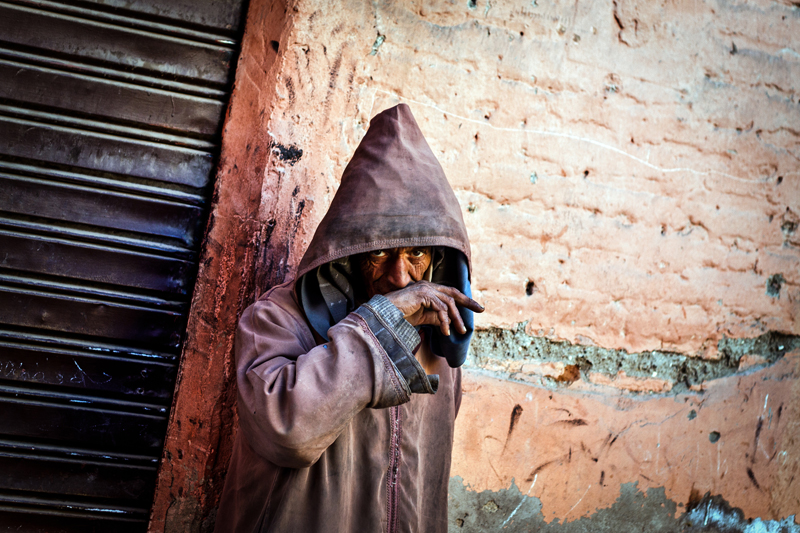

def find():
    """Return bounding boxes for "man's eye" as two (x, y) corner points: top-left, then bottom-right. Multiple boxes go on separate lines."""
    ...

(410, 249), (427, 258)
(370, 250), (387, 258)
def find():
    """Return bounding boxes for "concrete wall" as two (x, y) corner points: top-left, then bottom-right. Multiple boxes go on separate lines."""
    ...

(150, 0), (800, 531)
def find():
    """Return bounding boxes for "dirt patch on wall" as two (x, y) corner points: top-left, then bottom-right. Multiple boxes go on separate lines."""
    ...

(449, 477), (800, 532)
(469, 324), (800, 393)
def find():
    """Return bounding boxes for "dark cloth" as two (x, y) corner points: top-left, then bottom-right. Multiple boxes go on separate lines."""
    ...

(215, 104), (472, 532)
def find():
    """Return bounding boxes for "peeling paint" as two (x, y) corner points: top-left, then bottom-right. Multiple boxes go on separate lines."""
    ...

(448, 478), (800, 532)
(468, 325), (800, 393)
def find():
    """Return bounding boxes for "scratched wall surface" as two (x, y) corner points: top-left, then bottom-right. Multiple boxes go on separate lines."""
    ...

(151, 0), (800, 531)
(250, 0), (800, 528)
(265, 0), (799, 356)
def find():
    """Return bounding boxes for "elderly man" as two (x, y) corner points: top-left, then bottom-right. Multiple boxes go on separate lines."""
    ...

(215, 104), (482, 532)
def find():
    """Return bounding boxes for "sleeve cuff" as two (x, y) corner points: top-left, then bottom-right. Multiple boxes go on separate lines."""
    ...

(354, 295), (439, 394)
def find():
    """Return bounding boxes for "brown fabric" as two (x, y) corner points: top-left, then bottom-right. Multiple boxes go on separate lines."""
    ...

(296, 103), (471, 279)
(215, 104), (471, 532)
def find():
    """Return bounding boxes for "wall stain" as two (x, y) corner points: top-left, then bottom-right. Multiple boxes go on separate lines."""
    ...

(526, 459), (559, 481)
(503, 404), (524, 451)
(448, 477), (799, 532)
(746, 468), (762, 491)
(552, 419), (588, 427)
(752, 418), (763, 464)
(269, 141), (303, 165)
(469, 325), (800, 393)
(766, 274), (785, 299)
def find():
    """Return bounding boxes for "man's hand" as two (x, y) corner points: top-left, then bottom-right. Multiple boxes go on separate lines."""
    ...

(383, 281), (484, 336)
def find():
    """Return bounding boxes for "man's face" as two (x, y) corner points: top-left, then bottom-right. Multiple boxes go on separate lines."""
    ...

(358, 247), (433, 298)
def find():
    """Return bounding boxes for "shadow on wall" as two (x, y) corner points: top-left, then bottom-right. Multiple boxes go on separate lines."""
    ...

(449, 477), (800, 533)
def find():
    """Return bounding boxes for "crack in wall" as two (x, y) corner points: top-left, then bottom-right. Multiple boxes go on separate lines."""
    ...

(468, 324), (800, 393)
(371, 88), (764, 184)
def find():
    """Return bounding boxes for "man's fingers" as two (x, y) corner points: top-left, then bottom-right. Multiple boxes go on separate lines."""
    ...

(414, 293), (453, 336)
(439, 308), (450, 336)
(428, 295), (451, 336)
(422, 290), (466, 336)
(439, 293), (466, 335)
(385, 282), (486, 333)
(436, 285), (484, 313)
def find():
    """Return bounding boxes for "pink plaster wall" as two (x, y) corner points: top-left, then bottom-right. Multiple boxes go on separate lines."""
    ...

(452, 351), (800, 524)
(265, 0), (798, 356)
(252, 0), (800, 524)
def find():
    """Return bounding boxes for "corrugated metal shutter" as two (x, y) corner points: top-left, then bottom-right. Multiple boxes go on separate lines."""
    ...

(0, 1), (244, 530)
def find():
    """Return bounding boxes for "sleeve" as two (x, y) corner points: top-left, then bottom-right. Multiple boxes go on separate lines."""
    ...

(353, 294), (439, 395)
(453, 367), (463, 419)
(235, 292), (434, 469)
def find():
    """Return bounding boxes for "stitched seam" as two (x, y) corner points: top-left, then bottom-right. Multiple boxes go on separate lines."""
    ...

(386, 405), (401, 533)
(385, 408), (393, 533)
(378, 348), (406, 403)
(299, 237), (469, 277)
(364, 295), (420, 351)
(257, 467), (281, 533)
(354, 306), (417, 395)
(352, 314), (407, 401)
(391, 407), (402, 533)
(361, 302), (413, 355)
(362, 303), (432, 394)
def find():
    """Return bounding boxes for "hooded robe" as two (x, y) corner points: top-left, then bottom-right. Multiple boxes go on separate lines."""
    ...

(215, 104), (473, 533)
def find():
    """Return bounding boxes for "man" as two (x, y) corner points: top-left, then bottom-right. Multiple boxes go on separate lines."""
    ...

(215, 104), (482, 532)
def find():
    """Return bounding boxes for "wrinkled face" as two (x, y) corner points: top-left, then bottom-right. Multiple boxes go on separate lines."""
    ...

(358, 247), (432, 298)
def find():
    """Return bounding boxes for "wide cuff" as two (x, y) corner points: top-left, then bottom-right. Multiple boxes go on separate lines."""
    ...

(354, 295), (439, 394)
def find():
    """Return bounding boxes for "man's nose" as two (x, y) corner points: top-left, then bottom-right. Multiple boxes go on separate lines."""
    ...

(386, 256), (412, 288)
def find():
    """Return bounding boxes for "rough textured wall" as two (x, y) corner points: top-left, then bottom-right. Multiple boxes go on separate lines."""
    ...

(152, 0), (800, 531)
(262, 0), (799, 376)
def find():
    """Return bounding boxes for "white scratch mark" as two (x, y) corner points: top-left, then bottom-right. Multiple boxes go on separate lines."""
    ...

(778, 47), (800, 60)
(763, 394), (769, 411)
(695, 442), (700, 478)
(244, 69), (262, 97)
(759, 442), (771, 461)
(74, 360), (111, 385)
(501, 474), (538, 527)
(656, 427), (661, 474)
(563, 484), (592, 521)
(373, 89), (762, 184)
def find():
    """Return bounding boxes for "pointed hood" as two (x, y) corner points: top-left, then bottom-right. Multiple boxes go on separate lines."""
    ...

(296, 103), (470, 278)
(296, 104), (473, 368)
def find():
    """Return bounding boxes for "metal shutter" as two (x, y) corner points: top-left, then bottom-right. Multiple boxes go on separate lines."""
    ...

(0, 1), (244, 530)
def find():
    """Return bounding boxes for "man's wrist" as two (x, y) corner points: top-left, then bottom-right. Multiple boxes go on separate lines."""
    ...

(354, 296), (438, 395)
(363, 295), (419, 351)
